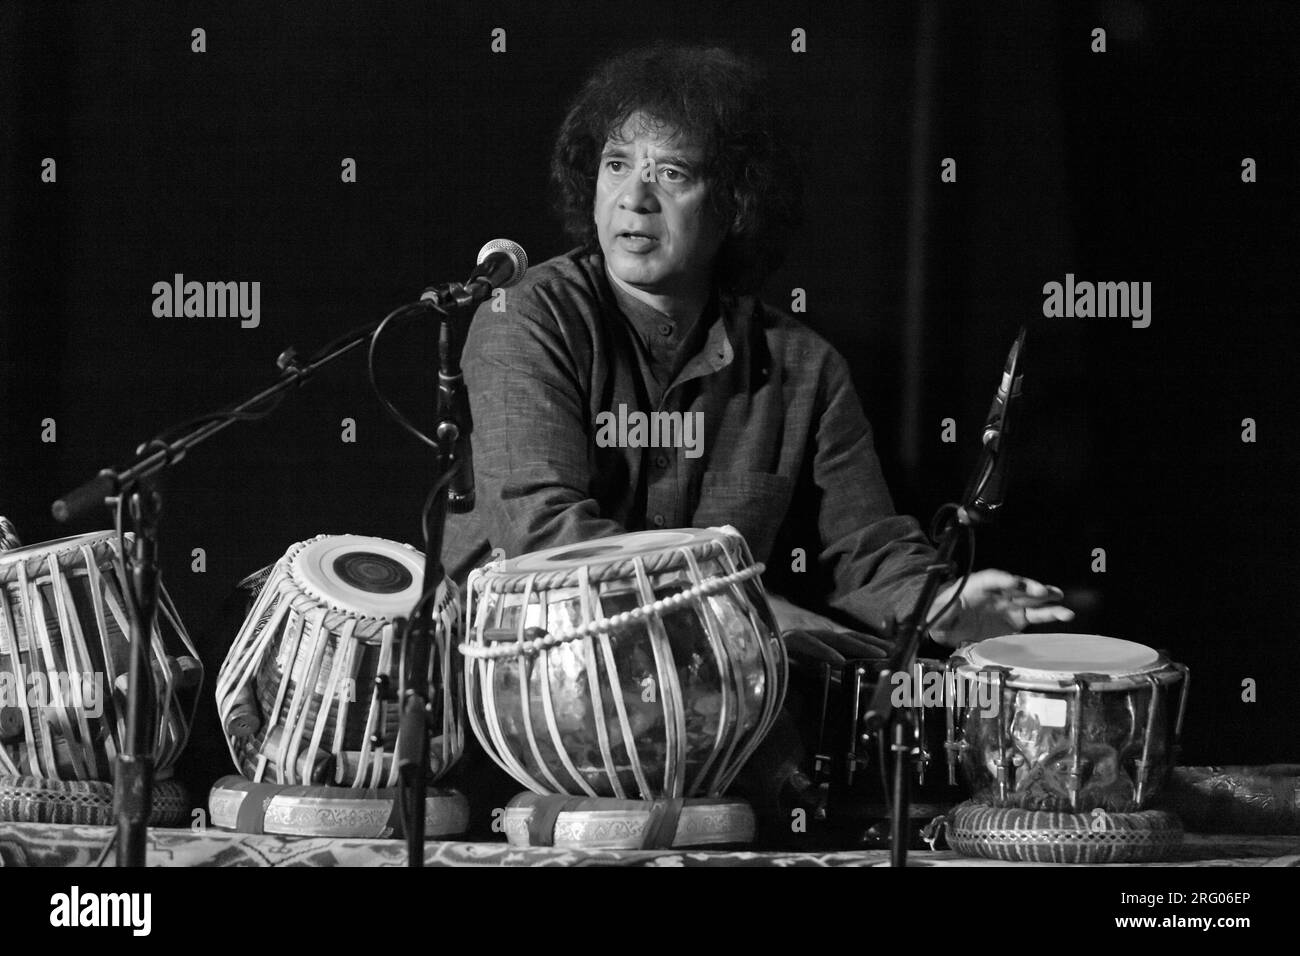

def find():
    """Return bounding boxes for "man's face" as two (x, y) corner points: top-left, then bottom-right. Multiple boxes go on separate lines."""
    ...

(594, 113), (727, 296)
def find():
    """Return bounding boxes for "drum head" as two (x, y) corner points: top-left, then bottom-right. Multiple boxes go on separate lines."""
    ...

(505, 528), (724, 574)
(288, 535), (423, 618)
(959, 633), (1166, 688)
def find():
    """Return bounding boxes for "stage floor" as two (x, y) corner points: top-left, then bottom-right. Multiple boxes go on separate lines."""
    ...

(2, 824), (1298, 867)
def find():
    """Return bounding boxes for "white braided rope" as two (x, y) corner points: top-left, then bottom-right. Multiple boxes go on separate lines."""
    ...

(459, 563), (766, 660)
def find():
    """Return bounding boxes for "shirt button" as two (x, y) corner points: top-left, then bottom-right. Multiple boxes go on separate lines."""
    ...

(658, 323), (673, 337)
(651, 514), (666, 527)
(654, 454), (669, 469)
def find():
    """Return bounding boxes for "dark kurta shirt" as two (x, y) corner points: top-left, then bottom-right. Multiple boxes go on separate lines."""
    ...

(442, 248), (939, 634)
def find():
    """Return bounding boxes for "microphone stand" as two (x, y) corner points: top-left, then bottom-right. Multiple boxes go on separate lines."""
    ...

(53, 311), (417, 867)
(860, 510), (968, 868)
(115, 475), (161, 869)
(397, 284), (476, 868)
(860, 326), (1026, 868)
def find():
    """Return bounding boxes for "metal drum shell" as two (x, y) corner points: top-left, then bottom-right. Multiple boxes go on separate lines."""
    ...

(946, 634), (1189, 813)
(0, 531), (202, 783)
(462, 528), (786, 801)
(214, 534), (464, 790)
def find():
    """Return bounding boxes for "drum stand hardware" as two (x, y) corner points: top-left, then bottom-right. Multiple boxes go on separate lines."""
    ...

(1132, 665), (1189, 806)
(942, 657), (969, 786)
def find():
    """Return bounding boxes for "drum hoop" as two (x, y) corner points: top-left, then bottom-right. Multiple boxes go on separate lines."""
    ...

(476, 536), (739, 593)
(268, 573), (457, 647)
(951, 657), (1183, 692)
(459, 563), (765, 660)
(275, 535), (438, 629)
(0, 531), (119, 584)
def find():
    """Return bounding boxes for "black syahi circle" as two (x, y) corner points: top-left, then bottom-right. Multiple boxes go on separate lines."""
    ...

(331, 551), (413, 594)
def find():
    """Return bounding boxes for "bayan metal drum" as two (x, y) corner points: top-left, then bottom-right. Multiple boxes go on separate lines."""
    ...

(945, 633), (1189, 813)
(461, 527), (786, 847)
(212, 534), (467, 838)
(0, 531), (201, 824)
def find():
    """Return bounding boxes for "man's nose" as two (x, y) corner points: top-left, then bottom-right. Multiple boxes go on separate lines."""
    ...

(617, 167), (660, 212)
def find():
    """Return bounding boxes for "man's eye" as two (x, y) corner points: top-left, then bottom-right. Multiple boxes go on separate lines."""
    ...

(659, 168), (685, 182)
(605, 160), (627, 173)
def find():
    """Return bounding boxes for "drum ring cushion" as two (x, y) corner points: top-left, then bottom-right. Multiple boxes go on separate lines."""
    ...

(207, 775), (469, 839)
(0, 774), (190, 827)
(945, 800), (1183, 863)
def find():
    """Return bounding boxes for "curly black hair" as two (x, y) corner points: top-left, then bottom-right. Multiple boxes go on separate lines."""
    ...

(550, 43), (804, 295)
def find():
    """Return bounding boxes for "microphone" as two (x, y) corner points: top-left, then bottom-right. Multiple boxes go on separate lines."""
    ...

(960, 326), (1027, 525)
(467, 238), (529, 292)
(434, 240), (528, 514)
(423, 239), (529, 309)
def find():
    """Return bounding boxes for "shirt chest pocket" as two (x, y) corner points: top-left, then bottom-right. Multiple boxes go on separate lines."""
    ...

(691, 471), (795, 563)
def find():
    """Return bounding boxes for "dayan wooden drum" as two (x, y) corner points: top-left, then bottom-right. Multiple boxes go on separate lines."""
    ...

(461, 527), (786, 847)
(0, 531), (201, 824)
(212, 534), (467, 838)
(932, 632), (1190, 863)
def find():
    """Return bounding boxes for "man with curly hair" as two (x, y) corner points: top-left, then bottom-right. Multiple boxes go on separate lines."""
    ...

(443, 43), (1071, 651)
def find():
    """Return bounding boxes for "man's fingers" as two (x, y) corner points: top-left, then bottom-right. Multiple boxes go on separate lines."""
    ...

(1016, 578), (1060, 599)
(1004, 590), (1066, 609)
(1023, 606), (1076, 625)
(967, 569), (1021, 593)
(964, 570), (1068, 601)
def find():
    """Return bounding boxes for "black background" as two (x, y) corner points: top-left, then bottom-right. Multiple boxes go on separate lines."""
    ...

(1, 0), (1296, 807)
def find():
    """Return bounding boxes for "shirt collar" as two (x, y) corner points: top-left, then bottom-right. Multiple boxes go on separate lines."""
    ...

(594, 252), (745, 378)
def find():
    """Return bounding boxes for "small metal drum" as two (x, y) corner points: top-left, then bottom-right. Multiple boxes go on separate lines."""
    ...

(461, 527), (787, 800)
(811, 657), (955, 792)
(0, 531), (202, 784)
(789, 654), (962, 844)
(945, 633), (1189, 813)
(215, 534), (464, 789)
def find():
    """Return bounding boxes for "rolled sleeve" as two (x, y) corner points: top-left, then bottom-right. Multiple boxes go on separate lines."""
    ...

(462, 300), (626, 559)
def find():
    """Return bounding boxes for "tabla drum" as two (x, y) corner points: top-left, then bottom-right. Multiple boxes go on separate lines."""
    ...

(820, 657), (962, 814)
(216, 534), (464, 788)
(766, 645), (963, 849)
(0, 531), (201, 824)
(945, 633), (1189, 813)
(461, 527), (786, 840)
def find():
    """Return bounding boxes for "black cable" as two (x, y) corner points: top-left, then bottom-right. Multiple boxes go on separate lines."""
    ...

(921, 505), (976, 634)
(420, 470), (458, 551)
(368, 301), (444, 452)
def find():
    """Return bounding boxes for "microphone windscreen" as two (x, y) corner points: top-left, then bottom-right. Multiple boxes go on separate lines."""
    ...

(475, 238), (529, 288)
